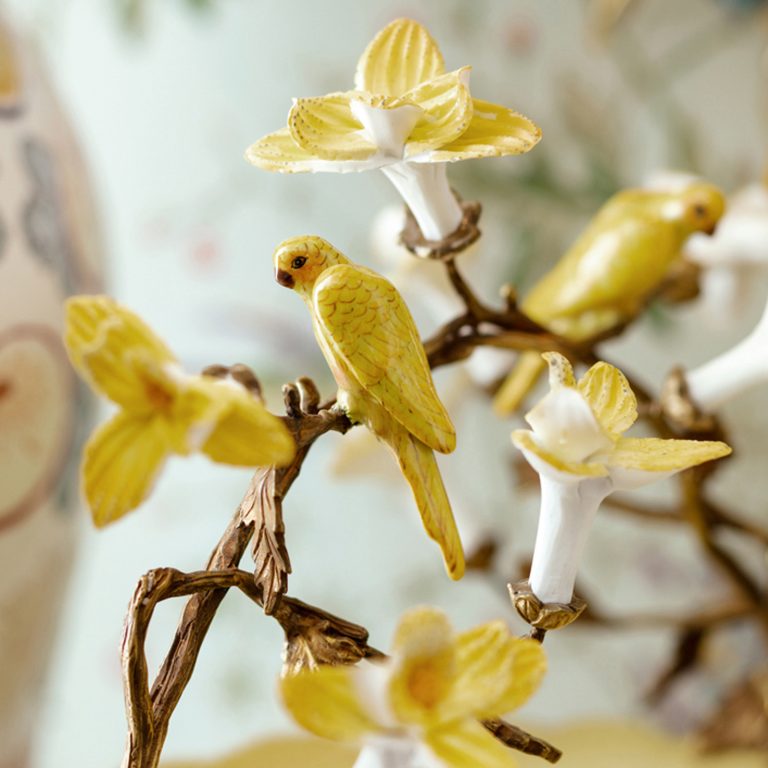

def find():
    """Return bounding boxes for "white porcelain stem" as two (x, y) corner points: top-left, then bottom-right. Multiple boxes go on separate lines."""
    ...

(381, 162), (463, 241)
(529, 476), (609, 604)
(686, 300), (768, 410)
(353, 741), (420, 768)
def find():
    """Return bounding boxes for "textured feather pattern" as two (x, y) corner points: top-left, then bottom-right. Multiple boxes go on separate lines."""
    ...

(313, 264), (455, 453)
(391, 428), (465, 580)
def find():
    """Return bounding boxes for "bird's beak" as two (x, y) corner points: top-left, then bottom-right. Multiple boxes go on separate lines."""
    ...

(275, 268), (294, 288)
(704, 222), (717, 236)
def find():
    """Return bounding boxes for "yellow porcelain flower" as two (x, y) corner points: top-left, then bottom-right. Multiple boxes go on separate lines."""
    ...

(511, 353), (731, 605)
(246, 18), (541, 242)
(64, 296), (295, 527)
(281, 606), (546, 768)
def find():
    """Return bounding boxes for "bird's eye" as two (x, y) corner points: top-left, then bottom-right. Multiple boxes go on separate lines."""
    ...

(693, 203), (707, 219)
(291, 256), (307, 270)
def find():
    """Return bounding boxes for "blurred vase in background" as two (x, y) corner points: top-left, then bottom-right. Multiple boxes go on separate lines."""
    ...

(0, 17), (102, 768)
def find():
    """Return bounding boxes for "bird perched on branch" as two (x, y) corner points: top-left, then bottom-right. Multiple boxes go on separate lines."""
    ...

(494, 180), (726, 415)
(273, 235), (465, 579)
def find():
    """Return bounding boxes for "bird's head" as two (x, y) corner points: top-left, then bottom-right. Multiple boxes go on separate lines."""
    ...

(678, 182), (726, 236)
(273, 236), (349, 297)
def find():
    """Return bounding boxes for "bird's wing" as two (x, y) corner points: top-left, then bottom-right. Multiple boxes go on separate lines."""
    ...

(524, 215), (680, 323)
(313, 264), (455, 453)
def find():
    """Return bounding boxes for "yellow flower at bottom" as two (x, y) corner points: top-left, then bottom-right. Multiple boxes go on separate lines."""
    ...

(281, 607), (546, 768)
(64, 296), (295, 526)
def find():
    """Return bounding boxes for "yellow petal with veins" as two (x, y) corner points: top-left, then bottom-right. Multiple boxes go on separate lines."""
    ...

(489, 637), (547, 716)
(65, 295), (174, 372)
(355, 18), (445, 97)
(607, 437), (731, 472)
(442, 625), (545, 720)
(511, 430), (608, 477)
(281, 666), (377, 742)
(427, 98), (542, 162)
(288, 93), (377, 162)
(245, 127), (325, 173)
(196, 378), (295, 467)
(542, 351), (576, 388)
(65, 295), (177, 410)
(389, 607), (455, 726)
(577, 361), (637, 439)
(425, 719), (519, 768)
(404, 69), (473, 159)
(82, 411), (170, 527)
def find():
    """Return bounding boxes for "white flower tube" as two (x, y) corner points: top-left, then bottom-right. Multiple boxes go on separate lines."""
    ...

(685, 298), (768, 411)
(529, 475), (611, 604)
(354, 739), (445, 768)
(381, 162), (463, 241)
(353, 740), (417, 768)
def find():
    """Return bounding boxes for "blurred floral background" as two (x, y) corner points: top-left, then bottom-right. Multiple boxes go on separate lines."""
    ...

(1, 0), (767, 766)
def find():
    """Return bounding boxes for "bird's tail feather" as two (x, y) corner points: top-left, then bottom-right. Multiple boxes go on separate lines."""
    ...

(493, 351), (546, 416)
(393, 431), (465, 580)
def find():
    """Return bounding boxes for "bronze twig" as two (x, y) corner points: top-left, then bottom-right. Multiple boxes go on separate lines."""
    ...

(120, 568), (377, 768)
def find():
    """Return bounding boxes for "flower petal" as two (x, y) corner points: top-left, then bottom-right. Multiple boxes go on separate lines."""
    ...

(425, 720), (519, 768)
(289, 93), (378, 162)
(355, 18), (445, 97)
(198, 379), (295, 467)
(246, 127), (327, 173)
(577, 361), (637, 438)
(423, 98), (541, 163)
(488, 637), (547, 716)
(65, 295), (177, 410)
(512, 430), (608, 479)
(388, 607), (455, 726)
(543, 351), (576, 387)
(246, 127), (385, 174)
(82, 411), (170, 527)
(403, 69), (473, 159)
(607, 437), (731, 474)
(281, 666), (377, 742)
(439, 624), (545, 721)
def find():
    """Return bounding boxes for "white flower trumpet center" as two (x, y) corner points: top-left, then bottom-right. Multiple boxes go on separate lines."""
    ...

(351, 100), (422, 159)
(526, 385), (613, 464)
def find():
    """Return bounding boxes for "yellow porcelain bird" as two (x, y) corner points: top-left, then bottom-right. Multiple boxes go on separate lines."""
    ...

(273, 235), (464, 580)
(494, 181), (726, 415)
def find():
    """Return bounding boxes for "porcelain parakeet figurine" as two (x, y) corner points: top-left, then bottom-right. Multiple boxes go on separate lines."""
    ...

(273, 235), (465, 579)
(494, 181), (726, 415)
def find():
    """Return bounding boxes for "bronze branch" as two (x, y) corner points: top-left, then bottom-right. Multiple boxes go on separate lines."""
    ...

(118, 206), (768, 766)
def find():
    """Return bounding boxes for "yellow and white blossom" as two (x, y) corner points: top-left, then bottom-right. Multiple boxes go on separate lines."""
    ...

(247, 18), (540, 242)
(64, 296), (295, 527)
(281, 606), (546, 768)
(512, 353), (731, 605)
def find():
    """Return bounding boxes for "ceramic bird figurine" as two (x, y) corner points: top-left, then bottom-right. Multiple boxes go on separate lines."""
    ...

(273, 235), (465, 579)
(494, 181), (726, 415)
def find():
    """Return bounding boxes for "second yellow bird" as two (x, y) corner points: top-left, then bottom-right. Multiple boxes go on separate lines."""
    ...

(494, 181), (726, 415)
(273, 235), (465, 579)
